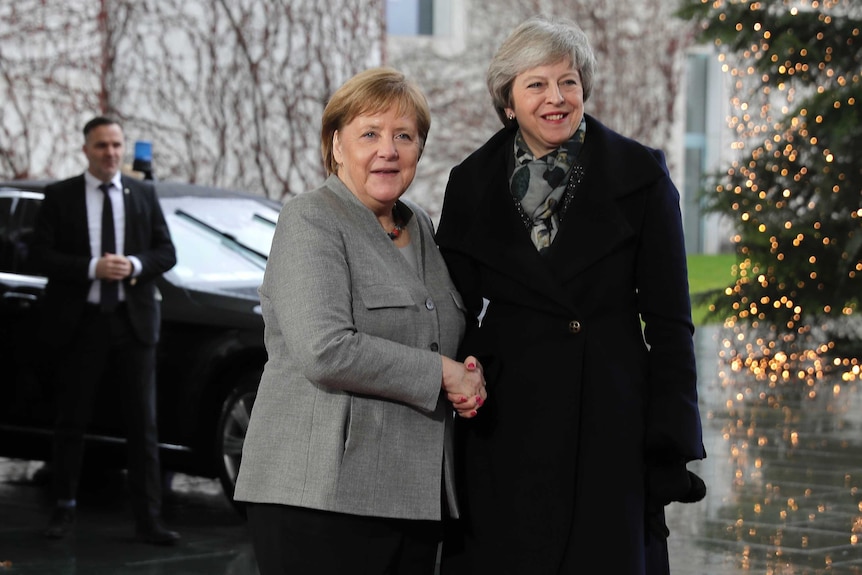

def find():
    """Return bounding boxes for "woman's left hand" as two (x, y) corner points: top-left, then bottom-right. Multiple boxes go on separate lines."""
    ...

(442, 356), (487, 418)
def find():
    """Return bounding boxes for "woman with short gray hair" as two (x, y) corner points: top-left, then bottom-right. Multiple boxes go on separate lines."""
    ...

(486, 15), (596, 127)
(438, 15), (706, 575)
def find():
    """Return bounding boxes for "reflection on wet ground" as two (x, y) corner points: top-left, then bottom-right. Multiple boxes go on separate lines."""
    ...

(667, 324), (862, 574)
(0, 462), (257, 574)
(2, 324), (862, 574)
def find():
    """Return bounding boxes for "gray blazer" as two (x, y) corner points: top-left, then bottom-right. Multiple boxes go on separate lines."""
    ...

(234, 175), (466, 521)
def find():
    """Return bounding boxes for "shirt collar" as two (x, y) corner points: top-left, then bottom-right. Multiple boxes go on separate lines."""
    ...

(84, 171), (122, 191)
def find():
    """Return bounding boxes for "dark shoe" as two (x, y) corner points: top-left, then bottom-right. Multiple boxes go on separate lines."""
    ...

(136, 522), (181, 546)
(44, 506), (76, 539)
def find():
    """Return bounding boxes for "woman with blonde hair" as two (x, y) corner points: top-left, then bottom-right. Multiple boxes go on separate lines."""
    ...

(235, 67), (486, 575)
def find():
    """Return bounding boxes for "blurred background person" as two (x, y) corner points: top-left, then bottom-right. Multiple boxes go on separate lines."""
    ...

(234, 67), (486, 575)
(32, 116), (179, 545)
(437, 16), (706, 575)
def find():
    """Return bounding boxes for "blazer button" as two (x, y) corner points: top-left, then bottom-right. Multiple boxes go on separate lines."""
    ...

(568, 320), (582, 334)
(430, 342), (439, 352)
(425, 298), (435, 311)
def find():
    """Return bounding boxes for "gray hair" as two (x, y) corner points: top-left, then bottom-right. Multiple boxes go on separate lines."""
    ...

(487, 16), (596, 127)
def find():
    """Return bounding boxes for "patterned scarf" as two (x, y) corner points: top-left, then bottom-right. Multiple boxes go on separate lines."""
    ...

(509, 118), (586, 253)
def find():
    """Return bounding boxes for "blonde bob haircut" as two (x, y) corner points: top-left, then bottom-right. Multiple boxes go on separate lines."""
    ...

(487, 15), (596, 128)
(321, 67), (431, 176)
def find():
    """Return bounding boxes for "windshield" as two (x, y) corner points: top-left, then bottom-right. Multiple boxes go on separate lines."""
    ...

(159, 196), (279, 297)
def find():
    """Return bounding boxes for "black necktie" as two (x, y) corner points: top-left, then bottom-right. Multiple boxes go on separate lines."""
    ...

(99, 182), (119, 311)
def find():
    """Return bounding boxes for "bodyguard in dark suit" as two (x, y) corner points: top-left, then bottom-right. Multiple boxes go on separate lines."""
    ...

(31, 116), (179, 545)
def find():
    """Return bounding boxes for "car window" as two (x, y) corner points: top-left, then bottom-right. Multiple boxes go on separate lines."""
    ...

(0, 196), (13, 272)
(0, 192), (42, 274)
(160, 196), (279, 297)
(0, 187), (281, 299)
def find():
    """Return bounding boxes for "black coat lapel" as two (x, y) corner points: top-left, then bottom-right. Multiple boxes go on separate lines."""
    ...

(452, 142), (581, 315)
(67, 177), (91, 254)
(120, 177), (143, 253)
(547, 132), (634, 283)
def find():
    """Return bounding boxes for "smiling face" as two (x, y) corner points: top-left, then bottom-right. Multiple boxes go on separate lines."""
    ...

(505, 59), (584, 158)
(83, 123), (125, 182)
(332, 107), (421, 215)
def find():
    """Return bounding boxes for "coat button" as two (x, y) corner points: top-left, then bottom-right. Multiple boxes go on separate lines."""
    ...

(425, 298), (435, 311)
(430, 342), (439, 352)
(568, 320), (582, 334)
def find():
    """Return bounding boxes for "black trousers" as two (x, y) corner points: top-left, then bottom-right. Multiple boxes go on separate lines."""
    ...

(51, 304), (163, 527)
(246, 503), (441, 575)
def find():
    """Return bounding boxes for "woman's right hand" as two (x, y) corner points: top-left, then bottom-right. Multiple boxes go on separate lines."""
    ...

(442, 355), (487, 418)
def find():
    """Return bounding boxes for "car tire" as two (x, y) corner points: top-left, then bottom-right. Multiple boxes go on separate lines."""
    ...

(215, 371), (259, 514)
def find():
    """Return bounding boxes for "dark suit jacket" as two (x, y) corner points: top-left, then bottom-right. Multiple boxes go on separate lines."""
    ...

(437, 115), (705, 574)
(31, 174), (176, 346)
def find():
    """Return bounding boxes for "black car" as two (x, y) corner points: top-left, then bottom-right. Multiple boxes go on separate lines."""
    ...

(0, 179), (280, 508)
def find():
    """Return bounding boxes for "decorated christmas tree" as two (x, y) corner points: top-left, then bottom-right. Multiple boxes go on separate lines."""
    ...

(680, 0), (862, 368)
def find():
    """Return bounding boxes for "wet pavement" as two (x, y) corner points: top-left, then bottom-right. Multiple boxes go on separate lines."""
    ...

(666, 325), (862, 575)
(2, 324), (862, 574)
(0, 463), (256, 574)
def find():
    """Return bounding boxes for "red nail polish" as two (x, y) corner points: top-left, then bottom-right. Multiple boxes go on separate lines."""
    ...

(470, 410), (478, 417)
(466, 361), (476, 369)
(475, 396), (484, 406)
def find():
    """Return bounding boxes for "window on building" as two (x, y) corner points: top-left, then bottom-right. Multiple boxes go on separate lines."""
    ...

(683, 50), (732, 254)
(386, 0), (451, 36)
(683, 52), (709, 254)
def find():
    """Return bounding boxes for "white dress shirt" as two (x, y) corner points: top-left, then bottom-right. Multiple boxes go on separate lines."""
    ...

(83, 171), (141, 304)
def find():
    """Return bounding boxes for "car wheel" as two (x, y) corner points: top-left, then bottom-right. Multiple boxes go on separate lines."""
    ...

(215, 372), (259, 512)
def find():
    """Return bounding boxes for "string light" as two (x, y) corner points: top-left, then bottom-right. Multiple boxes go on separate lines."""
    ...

(685, 0), (861, 382)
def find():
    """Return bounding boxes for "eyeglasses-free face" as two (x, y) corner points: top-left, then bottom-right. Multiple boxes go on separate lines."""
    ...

(333, 107), (422, 216)
(505, 59), (585, 158)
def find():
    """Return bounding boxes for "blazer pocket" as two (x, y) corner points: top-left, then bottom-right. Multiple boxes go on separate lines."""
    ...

(360, 285), (415, 310)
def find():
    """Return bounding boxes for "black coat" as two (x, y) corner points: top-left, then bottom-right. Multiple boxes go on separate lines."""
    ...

(31, 174), (176, 346)
(437, 116), (706, 574)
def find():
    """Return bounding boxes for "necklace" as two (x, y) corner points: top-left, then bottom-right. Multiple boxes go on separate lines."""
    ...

(387, 222), (404, 240)
(386, 205), (404, 240)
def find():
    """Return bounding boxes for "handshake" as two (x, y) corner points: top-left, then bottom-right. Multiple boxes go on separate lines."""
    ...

(441, 355), (487, 419)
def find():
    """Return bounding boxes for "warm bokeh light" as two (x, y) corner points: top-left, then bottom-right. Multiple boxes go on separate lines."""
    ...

(681, 0), (862, 570)
(686, 0), (861, 382)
